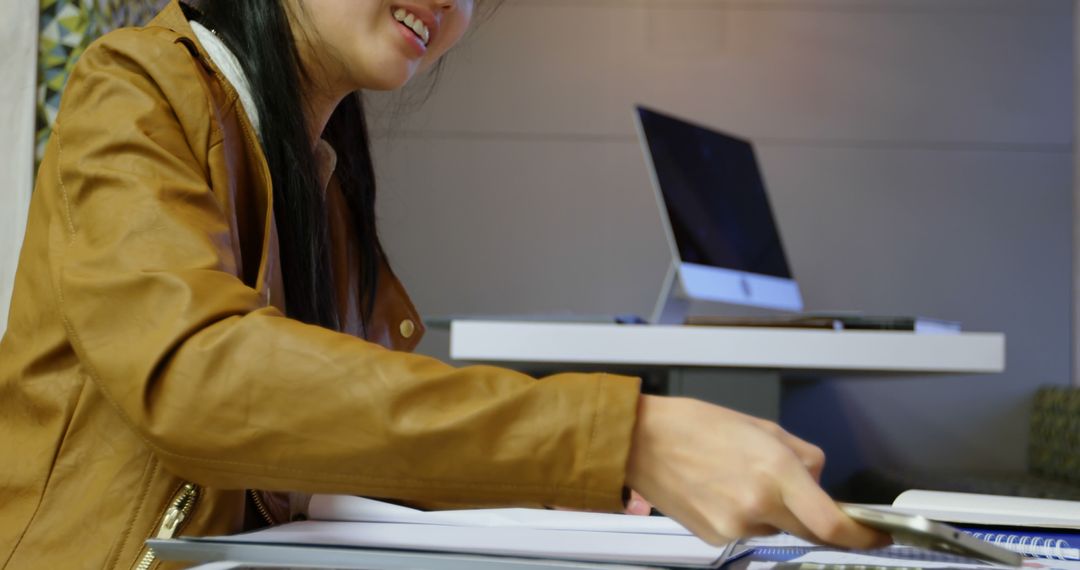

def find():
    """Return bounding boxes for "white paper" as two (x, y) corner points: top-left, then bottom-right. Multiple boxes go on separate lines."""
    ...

(893, 491), (1080, 529)
(208, 520), (729, 567)
(308, 495), (691, 535)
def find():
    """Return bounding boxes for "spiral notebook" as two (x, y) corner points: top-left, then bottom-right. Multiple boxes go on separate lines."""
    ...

(960, 529), (1079, 561)
(742, 533), (1080, 570)
(888, 490), (1080, 561)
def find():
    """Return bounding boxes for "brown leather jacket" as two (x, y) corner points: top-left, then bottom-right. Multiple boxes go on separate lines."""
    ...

(0, 2), (640, 568)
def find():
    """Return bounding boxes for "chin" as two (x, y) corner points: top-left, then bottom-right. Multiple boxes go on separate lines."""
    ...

(364, 66), (419, 91)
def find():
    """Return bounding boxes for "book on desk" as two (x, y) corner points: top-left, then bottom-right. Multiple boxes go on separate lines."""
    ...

(152, 491), (1080, 570)
(151, 495), (739, 569)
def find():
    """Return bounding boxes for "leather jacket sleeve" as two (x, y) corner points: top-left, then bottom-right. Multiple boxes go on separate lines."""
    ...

(47, 28), (641, 512)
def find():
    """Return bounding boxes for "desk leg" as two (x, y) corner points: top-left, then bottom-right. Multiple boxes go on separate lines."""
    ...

(666, 369), (781, 421)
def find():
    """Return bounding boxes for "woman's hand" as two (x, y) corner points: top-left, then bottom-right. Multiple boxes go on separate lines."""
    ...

(624, 488), (653, 516)
(625, 395), (889, 548)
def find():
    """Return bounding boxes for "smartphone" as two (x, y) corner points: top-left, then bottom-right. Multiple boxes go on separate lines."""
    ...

(840, 504), (1023, 567)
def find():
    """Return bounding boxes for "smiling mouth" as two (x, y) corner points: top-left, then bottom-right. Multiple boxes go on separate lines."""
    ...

(392, 8), (431, 46)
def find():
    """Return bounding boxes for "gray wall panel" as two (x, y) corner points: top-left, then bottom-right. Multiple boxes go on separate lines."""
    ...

(371, 0), (1072, 146)
(374, 137), (671, 317)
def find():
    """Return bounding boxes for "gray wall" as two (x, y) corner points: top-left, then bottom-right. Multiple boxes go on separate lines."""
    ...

(0, 0), (38, 338)
(1076, 0), (1080, 389)
(369, 0), (1075, 486)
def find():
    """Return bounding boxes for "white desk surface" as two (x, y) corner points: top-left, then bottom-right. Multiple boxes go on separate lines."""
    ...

(449, 321), (1005, 374)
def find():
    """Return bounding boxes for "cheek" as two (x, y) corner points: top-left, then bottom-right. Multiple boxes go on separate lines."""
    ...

(316, 3), (396, 77)
(430, 9), (473, 60)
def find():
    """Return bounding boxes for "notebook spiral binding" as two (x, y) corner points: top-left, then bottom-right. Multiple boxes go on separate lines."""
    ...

(749, 546), (1004, 564)
(967, 532), (1080, 561)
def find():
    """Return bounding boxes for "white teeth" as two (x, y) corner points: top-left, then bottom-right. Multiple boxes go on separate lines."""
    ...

(393, 8), (430, 46)
(410, 19), (429, 43)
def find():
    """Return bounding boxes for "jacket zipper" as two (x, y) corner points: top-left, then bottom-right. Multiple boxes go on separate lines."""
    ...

(132, 482), (200, 570)
(248, 488), (277, 526)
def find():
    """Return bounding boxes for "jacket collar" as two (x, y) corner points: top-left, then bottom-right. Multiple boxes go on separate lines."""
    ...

(149, 0), (335, 173)
(148, 1), (227, 88)
(149, 0), (202, 44)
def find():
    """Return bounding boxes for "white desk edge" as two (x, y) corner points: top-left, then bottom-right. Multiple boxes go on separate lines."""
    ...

(449, 321), (1006, 374)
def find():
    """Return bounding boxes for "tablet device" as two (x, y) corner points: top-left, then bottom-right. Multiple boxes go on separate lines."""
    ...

(840, 504), (1022, 566)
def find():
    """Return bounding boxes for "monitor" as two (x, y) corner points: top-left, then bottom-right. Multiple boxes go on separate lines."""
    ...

(634, 106), (803, 323)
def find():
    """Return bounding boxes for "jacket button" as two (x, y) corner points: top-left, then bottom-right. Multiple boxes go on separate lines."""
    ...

(399, 319), (416, 339)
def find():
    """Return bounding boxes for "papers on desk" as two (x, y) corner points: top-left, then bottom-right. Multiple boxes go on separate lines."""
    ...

(308, 494), (691, 534)
(198, 520), (730, 567)
(152, 496), (736, 569)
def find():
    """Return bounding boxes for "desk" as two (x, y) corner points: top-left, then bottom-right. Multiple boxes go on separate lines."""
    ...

(449, 321), (1006, 419)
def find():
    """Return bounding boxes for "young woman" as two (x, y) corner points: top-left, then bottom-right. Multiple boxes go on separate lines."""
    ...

(0, 1), (884, 568)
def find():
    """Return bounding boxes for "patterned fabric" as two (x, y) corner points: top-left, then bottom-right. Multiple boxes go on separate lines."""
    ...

(1029, 386), (1080, 486)
(36, 0), (168, 165)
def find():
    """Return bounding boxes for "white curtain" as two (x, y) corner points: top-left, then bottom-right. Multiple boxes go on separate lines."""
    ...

(0, 0), (39, 339)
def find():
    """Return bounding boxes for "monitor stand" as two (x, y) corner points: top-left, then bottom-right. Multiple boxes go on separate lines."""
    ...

(649, 261), (795, 325)
(649, 261), (785, 419)
(650, 261), (690, 325)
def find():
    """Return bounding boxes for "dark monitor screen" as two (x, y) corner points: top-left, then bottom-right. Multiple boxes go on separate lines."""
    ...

(637, 106), (793, 280)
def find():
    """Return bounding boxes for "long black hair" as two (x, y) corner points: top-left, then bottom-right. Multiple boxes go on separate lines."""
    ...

(195, 0), (380, 332)
(190, 1), (502, 332)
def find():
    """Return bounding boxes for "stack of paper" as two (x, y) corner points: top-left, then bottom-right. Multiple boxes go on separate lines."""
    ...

(308, 495), (692, 534)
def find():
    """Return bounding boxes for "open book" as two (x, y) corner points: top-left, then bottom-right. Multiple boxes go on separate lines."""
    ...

(151, 495), (738, 569)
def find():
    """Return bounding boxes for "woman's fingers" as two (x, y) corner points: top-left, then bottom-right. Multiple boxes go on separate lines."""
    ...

(624, 489), (653, 516)
(741, 420), (884, 548)
(757, 497), (818, 544)
(776, 432), (825, 482)
(625, 395), (888, 551)
(747, 417), (826, 482)
(777, 461), (890, 549)
(787, 437), (826, 482)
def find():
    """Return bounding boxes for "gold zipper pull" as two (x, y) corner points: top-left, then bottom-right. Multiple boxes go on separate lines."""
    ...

(156, 483), (198, 539)
(134, 483), (199, 570)
(156, 505), (185, 539)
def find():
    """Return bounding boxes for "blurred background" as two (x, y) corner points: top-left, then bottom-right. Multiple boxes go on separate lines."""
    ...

(1, 0), (1077, 498)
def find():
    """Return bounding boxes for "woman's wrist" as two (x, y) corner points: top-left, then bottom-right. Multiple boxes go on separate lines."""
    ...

(625, 394), (663, 493)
